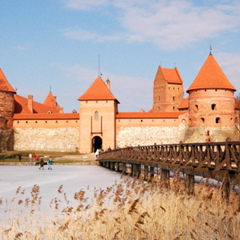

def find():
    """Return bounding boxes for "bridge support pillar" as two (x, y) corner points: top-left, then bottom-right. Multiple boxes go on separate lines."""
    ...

(115, 162), (120, 172)
(144, 166), (148, 181)
(106, 162), (110, 169)
(149, 167), (155, 182)
(132, 164), (141, 178)
(186, 174), (195, 195)
(110, 162), (114, 170)
(122, 163), (127, 175)
(160, 169), (170, 189)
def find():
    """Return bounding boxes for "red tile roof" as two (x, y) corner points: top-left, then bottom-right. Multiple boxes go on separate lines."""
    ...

(158, 66), (183, 84)
(14, 95), (62, 114)
(187, 54), (236, 92)
(44, 91), (57, 107)
(13, 113), (78, 120)
(0, 68), (16, 93)
(116, 112), (185, 119)
(178, 98), (189, 110)
(78, 76), (119, 102)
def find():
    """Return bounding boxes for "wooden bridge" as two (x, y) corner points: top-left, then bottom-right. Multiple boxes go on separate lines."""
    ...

(97, 141), (240, 200)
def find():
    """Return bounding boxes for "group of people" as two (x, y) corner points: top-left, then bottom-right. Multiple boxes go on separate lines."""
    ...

(36, 157), (54, 170)
(28, 153), (40, 162)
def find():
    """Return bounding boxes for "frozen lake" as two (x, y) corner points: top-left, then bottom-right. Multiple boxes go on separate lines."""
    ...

(0, 165), (125, 227)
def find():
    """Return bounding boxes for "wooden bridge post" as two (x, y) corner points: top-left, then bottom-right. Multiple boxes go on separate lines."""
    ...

(121, 163), (127, 175)
(131, 164), (141, 178)
(149, 166), (155, 181)
(106, 162), (110, 169)
(115, 162), (120, 172)
(144, 166), (148, 181)
(110, 162), (114, 170)
(160, 169), (170, 189)
(185, 174), (195, 195)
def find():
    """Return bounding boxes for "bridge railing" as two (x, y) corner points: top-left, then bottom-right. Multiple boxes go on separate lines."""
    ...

(98, 141), (240, 176)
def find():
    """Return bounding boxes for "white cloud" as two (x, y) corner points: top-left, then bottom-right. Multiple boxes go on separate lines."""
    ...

(62, 0), (240, 50)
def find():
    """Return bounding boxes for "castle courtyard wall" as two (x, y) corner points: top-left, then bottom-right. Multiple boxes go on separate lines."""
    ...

(13, 117), (80, 152)
(116, 117), (183, 147)
(14, 127), (79, 152)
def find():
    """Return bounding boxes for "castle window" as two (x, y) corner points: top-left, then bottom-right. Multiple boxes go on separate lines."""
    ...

(201, 118), (205, 123)
(56, 121), (58, 123)
(141, 120), (143, 122)
(86, 101), (88, 103)
(211, 104), (216, 110)
(235, 117), (238, 123)
(26, 121), (28, 124)
(45, 121), (47, 123)
(195, 105), (198, 110)
(173, 106), (175, 110)
(172, 96), (175, 101)
(216, 117), (220, 124)
(94, 111), (99, 119)
(66, 120), (68, 123)
(47, 110), (52, 114)
(35, 121), (37, 123)
(17, 121), (19, 124)
(75, 120), (78, 123)
(96, 101), (98, 103)
(152, 119), (154, 122)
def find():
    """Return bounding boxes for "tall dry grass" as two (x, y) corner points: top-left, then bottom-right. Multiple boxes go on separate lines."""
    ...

(0, 175), (239, 240)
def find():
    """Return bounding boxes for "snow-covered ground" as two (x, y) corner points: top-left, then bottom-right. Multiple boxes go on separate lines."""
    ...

(0, 165), (124, 227)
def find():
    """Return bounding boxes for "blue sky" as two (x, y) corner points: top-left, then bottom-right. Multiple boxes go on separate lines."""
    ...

(0, 0), (239, 113)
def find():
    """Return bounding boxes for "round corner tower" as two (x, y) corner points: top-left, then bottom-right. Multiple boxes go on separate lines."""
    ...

(0, 69), (16, 151)
(186, 53), (237, 141)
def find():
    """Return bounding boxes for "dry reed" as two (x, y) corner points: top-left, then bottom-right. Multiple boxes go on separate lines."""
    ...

(0, 176), (239, 240)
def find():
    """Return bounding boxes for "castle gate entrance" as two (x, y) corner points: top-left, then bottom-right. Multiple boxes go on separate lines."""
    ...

(92, 136), (102, 153)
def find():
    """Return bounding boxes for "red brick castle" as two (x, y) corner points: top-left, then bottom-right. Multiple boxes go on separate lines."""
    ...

(0, 53), (239, 153)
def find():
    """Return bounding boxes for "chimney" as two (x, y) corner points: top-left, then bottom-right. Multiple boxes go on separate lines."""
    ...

(27, 95), (33, 113)
(59, 107), (64, 113)
(106, 79), (110, 90)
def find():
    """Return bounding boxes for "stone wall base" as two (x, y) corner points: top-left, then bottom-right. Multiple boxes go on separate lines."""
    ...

(14, 128), (79, 152)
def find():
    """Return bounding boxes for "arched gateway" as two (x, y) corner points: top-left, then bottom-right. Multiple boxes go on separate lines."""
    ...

(92, 136), (102, 152)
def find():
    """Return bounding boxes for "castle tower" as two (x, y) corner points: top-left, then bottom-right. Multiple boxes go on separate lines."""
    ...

(152, 66), (184, 112)
(0, 69), (16, 151)
(78, 77), (119, 153)
(187, 53), (236, 130)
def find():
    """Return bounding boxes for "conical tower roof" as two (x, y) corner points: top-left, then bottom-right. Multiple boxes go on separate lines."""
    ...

(78, 76), (119, 102)
(0, 68), (16, 93)
(187, 54), (236, 93)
